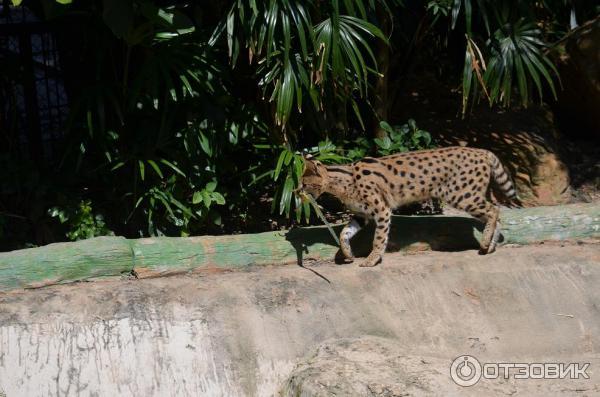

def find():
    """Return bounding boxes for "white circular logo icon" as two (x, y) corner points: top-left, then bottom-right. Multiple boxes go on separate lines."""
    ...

(450, 355), (482, 387)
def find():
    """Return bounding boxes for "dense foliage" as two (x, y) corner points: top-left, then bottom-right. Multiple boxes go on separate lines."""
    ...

(1, 0), (597, 249)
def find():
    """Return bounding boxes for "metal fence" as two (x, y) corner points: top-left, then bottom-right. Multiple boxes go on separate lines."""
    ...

(0, 4), (68, 161)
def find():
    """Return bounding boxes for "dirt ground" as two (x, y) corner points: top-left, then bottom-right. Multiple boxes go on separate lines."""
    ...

(1, 242), (599, 396)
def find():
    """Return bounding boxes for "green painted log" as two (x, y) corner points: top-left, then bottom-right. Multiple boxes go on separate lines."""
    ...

(0, 203), (598, 291)
(0, 236), (133, 291)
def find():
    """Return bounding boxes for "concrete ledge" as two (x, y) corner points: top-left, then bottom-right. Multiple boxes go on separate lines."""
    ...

(0, 244), (599, 396)
(0, 203), (598, 292)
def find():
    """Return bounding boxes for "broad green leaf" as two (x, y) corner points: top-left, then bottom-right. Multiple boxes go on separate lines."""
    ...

(213, 192), (226, 205)
(192, 191), (202, 205)
(202, 191), (212, 208)
(379, 120), (394, 134)
(206, 181), (217, 192)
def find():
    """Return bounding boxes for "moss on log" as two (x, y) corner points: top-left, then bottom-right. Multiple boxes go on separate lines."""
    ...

(0, 203), (598, 291)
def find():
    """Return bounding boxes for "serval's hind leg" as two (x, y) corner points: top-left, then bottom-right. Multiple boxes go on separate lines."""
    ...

(472, 203), (500, 254)
(451, 194), (500, 254)
(359, 206), (391, 267)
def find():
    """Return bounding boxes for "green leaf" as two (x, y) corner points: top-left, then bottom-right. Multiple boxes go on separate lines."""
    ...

(199, 131), (212, 156)
(168, 195), (194, 218)
(280, 176), (294, 215)
(147, 160), (164, 179)
(213, 192), (226, 205)
(192, 191), (202, 205)
(302, 199), (311, 224)
(110, 161), (125, 171)
(206, 181), (217, 192)
(293, 155), (304, 185)
(134, 196), (144, 210)
(374, 136), (391, 150)
(202, 191), (212, 208)
(160, 159), (186, 177)
(273, 150), (287, 181)
(138, 160), (145, 181)
(379, 120), (394, 134)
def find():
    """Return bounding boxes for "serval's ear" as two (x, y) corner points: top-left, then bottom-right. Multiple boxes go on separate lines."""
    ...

(302, 154), (323, 176)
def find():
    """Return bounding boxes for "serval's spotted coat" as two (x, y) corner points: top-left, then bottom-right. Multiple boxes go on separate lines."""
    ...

(301, 146), (519, 267)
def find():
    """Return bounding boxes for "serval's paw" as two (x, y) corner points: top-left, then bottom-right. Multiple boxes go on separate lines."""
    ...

(358, 256), (382, 267)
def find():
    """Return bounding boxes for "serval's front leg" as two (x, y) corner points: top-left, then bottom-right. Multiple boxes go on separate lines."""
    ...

(359, 206), (391, 268)
(339, 216), (367, 262)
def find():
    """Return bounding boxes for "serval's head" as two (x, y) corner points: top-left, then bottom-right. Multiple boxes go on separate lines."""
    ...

(300, 156), (328, 198)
